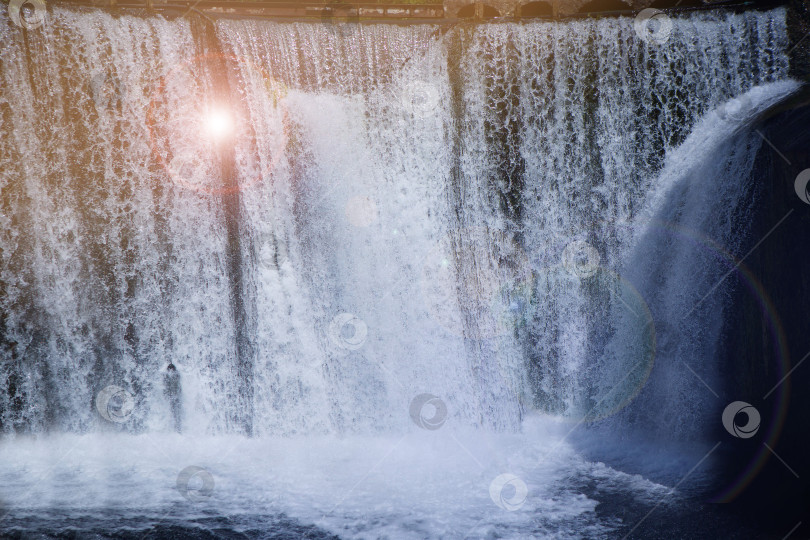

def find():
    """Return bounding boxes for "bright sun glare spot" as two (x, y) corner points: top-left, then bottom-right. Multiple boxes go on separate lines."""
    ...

(205, 108), (234, 140)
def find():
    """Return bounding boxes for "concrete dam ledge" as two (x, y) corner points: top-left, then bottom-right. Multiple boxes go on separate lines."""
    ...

(50, 0), (788, 21)
(40, 0), (810, 82)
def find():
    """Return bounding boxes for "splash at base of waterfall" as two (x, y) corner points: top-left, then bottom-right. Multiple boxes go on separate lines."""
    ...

(0, 416), (750, 539)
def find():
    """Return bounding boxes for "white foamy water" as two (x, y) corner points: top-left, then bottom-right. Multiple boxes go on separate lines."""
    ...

(0, 416), (672, 539)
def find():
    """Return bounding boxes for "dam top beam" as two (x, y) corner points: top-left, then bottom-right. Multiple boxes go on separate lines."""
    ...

(55, 1), (447, 21)
(51, 0), (780, 20)
(444, 0), (772, 18)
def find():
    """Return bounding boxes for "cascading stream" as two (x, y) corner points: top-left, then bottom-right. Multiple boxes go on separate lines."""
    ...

(0, 7), (791, 438)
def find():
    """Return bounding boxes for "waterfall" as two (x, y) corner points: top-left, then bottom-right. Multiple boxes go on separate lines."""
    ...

(0, 7), (791, 438)
(600, 80), (800, 444)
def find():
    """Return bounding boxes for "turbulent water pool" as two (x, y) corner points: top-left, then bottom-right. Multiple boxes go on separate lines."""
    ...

(1, 417), (751, 539)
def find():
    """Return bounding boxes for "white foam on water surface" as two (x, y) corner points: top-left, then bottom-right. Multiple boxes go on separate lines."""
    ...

(0, 416), (672, 539)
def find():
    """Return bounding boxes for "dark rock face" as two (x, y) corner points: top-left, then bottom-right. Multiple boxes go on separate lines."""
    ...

(718, 90), (810, 535)
(570, 90), (810, 537)
(789, 0), (810, 81)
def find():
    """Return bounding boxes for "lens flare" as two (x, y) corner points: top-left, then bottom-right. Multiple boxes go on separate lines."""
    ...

(205, 108), (234, 140)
